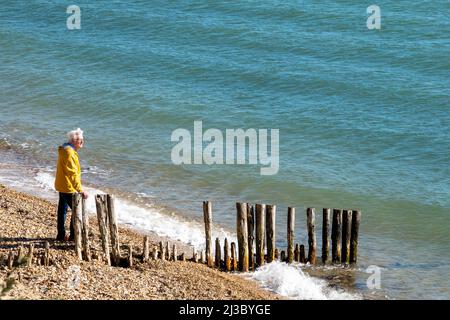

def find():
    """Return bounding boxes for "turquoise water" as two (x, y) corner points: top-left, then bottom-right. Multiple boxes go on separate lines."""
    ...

(0, 1), (449, 299)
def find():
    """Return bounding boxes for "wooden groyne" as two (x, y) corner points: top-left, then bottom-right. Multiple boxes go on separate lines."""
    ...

(1, 194), (361, 274)
(201, 202), (361, 271)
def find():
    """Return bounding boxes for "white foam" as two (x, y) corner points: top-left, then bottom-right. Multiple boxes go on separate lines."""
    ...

(247, 261), (361, 300)
(35, 171), (56, 191)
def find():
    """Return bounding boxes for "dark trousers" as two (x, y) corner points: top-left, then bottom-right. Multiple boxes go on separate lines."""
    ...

(57, 192), (74, 240)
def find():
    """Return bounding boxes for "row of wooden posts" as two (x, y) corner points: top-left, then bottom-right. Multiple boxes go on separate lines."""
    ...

(74, 194), (192, 267)
(72, 195), (361, 273)
(71, 193), (122, 266)
(202, 202), (361, 272)
(0, 242), (52, 269)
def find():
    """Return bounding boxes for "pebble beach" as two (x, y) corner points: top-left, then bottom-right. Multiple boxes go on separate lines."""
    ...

(0, 184), (280, 300)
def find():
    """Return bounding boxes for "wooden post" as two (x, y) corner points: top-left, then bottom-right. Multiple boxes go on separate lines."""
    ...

(159, 241), (165, 260)
(200, 250), (205, 264)
(231, 242), (238, 271)
(17, 245), (24, 264)
(342, 209), (353, 264)
(72, 193), (83, 261)
(287, 207), (295, 263)
(128, 244), (133, 267)
(280, 250), (286, 262)
(294, 243), (300, 262)
(44, 241), (50, 266)
(215, 237), (221, 268)
(81, 197), (91, 262)
(152, 247), (158, 260)
(173, 244), (177, 261)
(322, 208), (331, 264)
(332, 209), (342, 263)
(247, 204), (255, 271)
(95, 194), (111, 266)
(193, 250), (198, 263)
(165, 242), (171, 261)
(350, 210), (361, 264)
(27, 244), (34, 267)
(274, 248), (279, 261)
(255, 203), (266, 268)
(300, 245), (306, 263)
(266, 205), (276, 263)
(203, 201), (214, 267)
(236, 202), (249, 272)
(143, 236), (149, 262)
(224, 238), (231, 271)
(307, 207), (316, 264)
(181, 252), (185, 262)
(107, 195), (120, 266)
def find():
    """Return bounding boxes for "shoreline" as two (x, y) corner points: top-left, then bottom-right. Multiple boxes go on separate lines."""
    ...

(0, 184), (281, 300)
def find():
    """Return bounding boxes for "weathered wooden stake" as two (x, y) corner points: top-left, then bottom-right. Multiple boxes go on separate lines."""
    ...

(341, 209), (352, 264)
(165, 242), (171, 261)
(193, 250), (198, 263)
(307, 207), (316, 264)
(300, 245), (306, 263)
(181, 252), (186, 262)
(159, 241), (165, 260)
(17, 245), (24, 264)
(231, 242), (238, 271)
(341, 210), (352, 264)
(266, 205), (276, 263)
(322, 208), (331, 264)
(143, 236), (149, 262)
(27, 244), (34, 267)
(236, 202), (249, 272)
(350, 210), (361, 264)
(294, 243), (300, 262)
(107, 195), (120, 266)
(95, 194), (111, 266)
(44, 241), (50, 266)
(173, 244), (177, 261)
(152, 247), (158, 260)
(255, 203), (266, 268)
(200, 250), (205, 264)
(215, 237), (221, 268)
(247, 204), (255, 271)
(72, 193), (83, 261)
(332, 209), (342, 263)
(81, 197), (91, 262)
(274, 248), (279, 261)
(224, 238), (231, 271)
(203, 201), (214, 267)
(287, 207), (295, 264)
(128, 244), (133, 267)
(280, 250), (286, 262)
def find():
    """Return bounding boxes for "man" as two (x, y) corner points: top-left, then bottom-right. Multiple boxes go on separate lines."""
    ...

(54, 128), (88, 241)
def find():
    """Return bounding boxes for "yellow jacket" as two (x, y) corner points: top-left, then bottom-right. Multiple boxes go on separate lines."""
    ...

(54, 144), (82, 193)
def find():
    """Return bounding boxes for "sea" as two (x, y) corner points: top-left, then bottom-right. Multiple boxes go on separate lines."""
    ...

(0, 0), (449, 300)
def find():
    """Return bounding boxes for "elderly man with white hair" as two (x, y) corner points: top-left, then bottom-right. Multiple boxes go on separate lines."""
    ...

(54, 128), (88, 241)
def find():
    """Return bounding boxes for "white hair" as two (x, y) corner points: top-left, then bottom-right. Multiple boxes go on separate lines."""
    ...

(67, 128), (84, 142)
